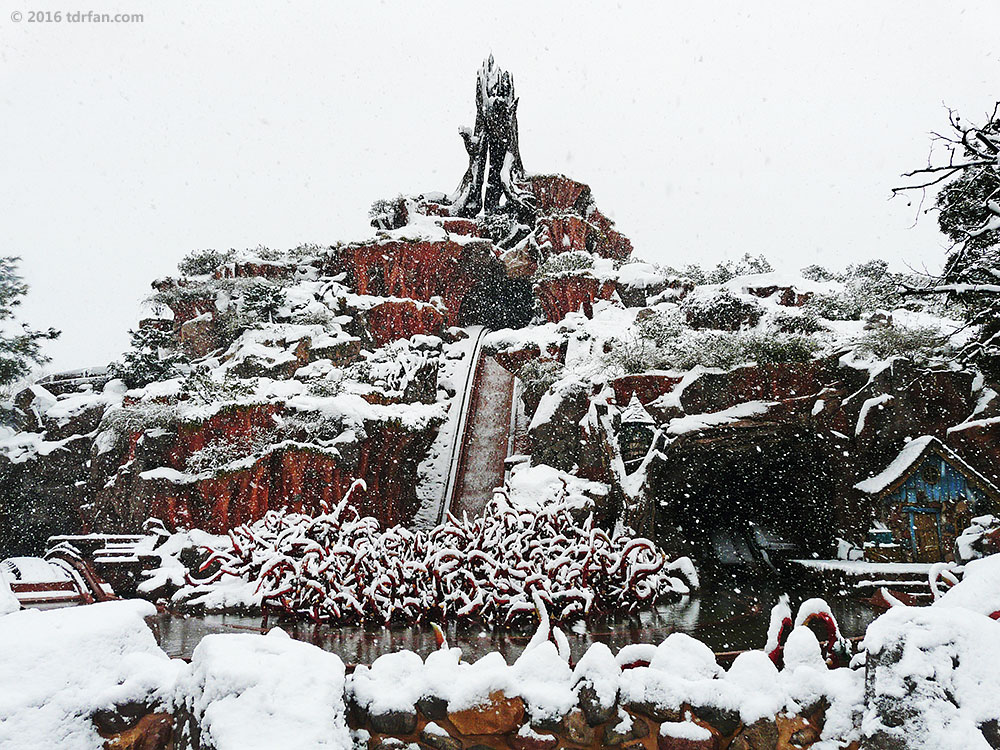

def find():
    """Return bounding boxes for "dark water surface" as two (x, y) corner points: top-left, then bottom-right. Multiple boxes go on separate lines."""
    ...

(148, 581), (880, 664)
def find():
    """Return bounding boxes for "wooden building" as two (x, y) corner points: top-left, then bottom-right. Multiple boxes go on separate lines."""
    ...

(855, 436), (999, 563)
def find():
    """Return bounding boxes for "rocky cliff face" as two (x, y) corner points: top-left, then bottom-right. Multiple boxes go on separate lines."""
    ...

(3, 60), (997, 569)
(0, 161), (643, 557)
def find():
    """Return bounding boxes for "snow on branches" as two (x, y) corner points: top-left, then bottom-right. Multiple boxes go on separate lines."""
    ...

(171, 484), (697, 627)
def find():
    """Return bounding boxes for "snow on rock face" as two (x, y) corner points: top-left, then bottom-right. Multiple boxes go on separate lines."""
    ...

(175, 628), (350, 750)
(0, 600), (179, 750)
(862, 605), (1000, 750)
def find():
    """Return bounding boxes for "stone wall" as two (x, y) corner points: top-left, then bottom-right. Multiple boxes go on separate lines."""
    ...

(346, 687), (833, 750)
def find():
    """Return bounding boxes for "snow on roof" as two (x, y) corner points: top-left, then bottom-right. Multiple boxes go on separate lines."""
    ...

(854, 435), (1000, 496)
(620, 393), (654, 425)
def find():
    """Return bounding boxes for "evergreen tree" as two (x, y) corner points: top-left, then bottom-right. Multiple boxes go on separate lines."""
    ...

(109, 326), (188, 389)
(0, 257), (59, 387)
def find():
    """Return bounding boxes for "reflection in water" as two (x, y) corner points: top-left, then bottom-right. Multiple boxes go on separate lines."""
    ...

(149, 582), (880, 664)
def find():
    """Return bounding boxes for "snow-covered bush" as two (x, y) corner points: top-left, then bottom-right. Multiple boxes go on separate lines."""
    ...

(800, 263), (837, 282)
(771, 309), (825, 335)
(178, 248), (234, 277)
(180, 367), (254, 405)
(532, 250), (595, 281)
(803, 292), (863, 321)
(854, 324), (949, 363)
(683, 289), (764, 330)
(171, 488), (697, 626)
(100, 402), (179, 442)
(604, 327), (819, 374)
(517, 359), (566, 412)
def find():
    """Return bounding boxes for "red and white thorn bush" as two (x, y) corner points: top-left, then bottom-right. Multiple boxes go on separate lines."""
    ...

(187, 483), (697, 626)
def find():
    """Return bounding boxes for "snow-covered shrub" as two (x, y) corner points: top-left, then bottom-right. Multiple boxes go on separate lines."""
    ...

(305, 372), (345, 398)
(517, 359), (566, 412)
(480, 209), (524, 246)
(369, 195), (406, 230)
(240, 279), (286, 323)
(180, 367), (254, 405)
(173, 488), (697, 626)
(771, 309), (825, 335)
(804, 292), (863, 321)
(281, 409), (348, 444)
(854, 324), (949, 363)
(177, 248), (234, 277)
(348, 338), (440, 401)
(532, 250), (595, 281)
(670, 330), (820, 370)
(213, 279), (287, 345)
(800, 263), (837, 282)
(683, 289), (763, 330)
(100, 402), (179, 442)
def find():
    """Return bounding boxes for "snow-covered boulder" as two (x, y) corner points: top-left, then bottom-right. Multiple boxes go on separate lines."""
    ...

(174, 628), (350, 750)
(0, 600), (179, 750)
(862, 606), (1000, 750)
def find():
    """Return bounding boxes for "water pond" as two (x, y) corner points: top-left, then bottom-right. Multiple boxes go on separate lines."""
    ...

(148, 580), (879, 664)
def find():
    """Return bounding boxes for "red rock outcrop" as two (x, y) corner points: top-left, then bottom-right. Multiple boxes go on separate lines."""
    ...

(536, 215), (589, 255)
(331, 239), (499, 326)
(611, 374), (685, 407)
(90, 403), (439, 534)
(529, 175), (591, 213)
(587, 207), (633, 260)
(535, 276), (617, 323)
(366, 300), (446, 347)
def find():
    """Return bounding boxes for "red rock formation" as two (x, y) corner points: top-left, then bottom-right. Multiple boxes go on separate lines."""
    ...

(536, 215), (590, 255)
(331, 239), (499, 326)
(366, 300), (446, 347)
(529, 175), (591, 213)
(678, 361), (837, 415)
(440, 218), (484, 237)
(587, 208), (634, 261)
(167, 404), (282, 467)
(168, 297), (216, 327)
(95, 403), (437, 534)
(535, 276), (617, 323)
(611, 374), (685, 407)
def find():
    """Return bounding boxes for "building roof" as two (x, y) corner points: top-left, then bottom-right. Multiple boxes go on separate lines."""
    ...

(854, 435), (1000, 498)
(620, 393), (655, 425)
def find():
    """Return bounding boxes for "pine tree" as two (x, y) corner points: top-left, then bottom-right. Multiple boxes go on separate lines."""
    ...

(0, 257), (59, 387)
(109, 326), (188, 389)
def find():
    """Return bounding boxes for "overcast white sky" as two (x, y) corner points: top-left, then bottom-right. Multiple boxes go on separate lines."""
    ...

(2, 1), (999, 371)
